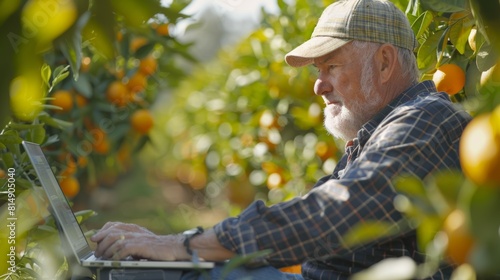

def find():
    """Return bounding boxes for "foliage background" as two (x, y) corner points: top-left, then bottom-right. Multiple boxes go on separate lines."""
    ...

(1, 0), (500, 279)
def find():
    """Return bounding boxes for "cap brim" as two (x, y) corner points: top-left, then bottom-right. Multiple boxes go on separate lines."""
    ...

(285, 37), (352, 67)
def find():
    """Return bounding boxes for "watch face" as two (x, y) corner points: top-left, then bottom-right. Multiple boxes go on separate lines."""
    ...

(184, 227), (203, 236)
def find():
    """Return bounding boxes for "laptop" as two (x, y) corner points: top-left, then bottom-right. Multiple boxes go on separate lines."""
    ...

(22, 141), (215, 269)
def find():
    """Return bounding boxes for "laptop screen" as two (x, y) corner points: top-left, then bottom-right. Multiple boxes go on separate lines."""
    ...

(23, 141), (93, 261)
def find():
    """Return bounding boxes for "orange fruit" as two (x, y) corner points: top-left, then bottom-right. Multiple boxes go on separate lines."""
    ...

(91, 128), (110, 154)
(81, 57), (91, 72)
(61, 155), (77, 176)
(468, 28), (477, 52)
(280, 265), (302, 274)
(51, 90), (73, 112)
(432, 64), (466, 95)
(59, 176), (80, 199)
(10, 75), (44, 121)
(77, 156), (88, 168)
(315, 141), (336, 161)
(156, 23), (169, 36)
(443, 209), (475, 265)
(138, 56), (158, 76)
(460, 113), (500, 187)
(127, 73), (147, 93)
(75, 94), (88, 108)
(93, 139), (110, 154)
(116, 30), (123, 42)
(106, 81), (129, 107)
(0, 169), (6, 178)
(130, 37), (148, 52)
(22, 0), (77, 44)
(130, 109), (154, 134)
(480, 63), (500, 87)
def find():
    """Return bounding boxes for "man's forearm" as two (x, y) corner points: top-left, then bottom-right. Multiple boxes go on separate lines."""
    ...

(181, 228), (235, 261)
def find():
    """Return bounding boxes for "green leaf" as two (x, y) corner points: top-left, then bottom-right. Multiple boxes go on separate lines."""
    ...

(394, 175), (426, 198)
(411, 11), (434, 39)
(37, 114), (73, 131)
(476, 42), (498, 71)
(29, 124), (46, 145)
(110, 0), (162, 28)
(41, 64), (52, 88)
(448, 11), (474, 54)
(342, 221), (398, 248)
(74, 209), (97, 224)
(417, 29), (446, 72)
(0, 133), (23, 145)
(416, 215), (442, 251)
(436, 28), (451, 65)
(55, 11), (91, 81)
(1, 152), (15, 168)
(84, 0), (116, 60)
(72, 74), (92, 98)
(134, 42), (156, 59)
(219, 250), (272, 279)
(432, 170), (464, 207)
(51, 66), (70, 90)
(421, 0), (467, 12)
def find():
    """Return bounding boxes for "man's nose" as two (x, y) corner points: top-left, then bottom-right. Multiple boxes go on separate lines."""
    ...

(314, 76), (333, 96)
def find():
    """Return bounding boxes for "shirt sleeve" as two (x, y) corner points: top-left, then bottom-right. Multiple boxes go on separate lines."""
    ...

(214, 100), (464, 267)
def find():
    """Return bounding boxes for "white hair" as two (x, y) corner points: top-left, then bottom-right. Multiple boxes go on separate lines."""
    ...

(351, 40), (419, 85)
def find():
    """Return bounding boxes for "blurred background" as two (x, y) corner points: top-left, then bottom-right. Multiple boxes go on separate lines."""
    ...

(1, 0), (500, 279)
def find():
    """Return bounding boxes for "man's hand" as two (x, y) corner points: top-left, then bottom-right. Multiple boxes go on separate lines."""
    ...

(90, 222), (188, 261)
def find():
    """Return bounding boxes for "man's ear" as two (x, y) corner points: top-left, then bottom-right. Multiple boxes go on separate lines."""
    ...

(375, 44), (398, 84)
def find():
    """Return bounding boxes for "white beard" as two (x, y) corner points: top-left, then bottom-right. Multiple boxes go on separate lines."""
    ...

(323, 81), (382, 141)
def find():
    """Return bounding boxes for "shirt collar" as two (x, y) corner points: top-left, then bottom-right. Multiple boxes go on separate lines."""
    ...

(356, 80), (439, 144)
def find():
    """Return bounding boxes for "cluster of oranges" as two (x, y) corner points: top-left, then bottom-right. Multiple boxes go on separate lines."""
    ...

(45, 26), (166, 200)
(106, 55), (157, 108)
(441, 64), (500, 266)
(57, 153), (87, 199)
(50, 89), (88, 113)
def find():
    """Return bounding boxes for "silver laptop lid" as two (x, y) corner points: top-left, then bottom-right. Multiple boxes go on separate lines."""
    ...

(22, 141), (93, 262)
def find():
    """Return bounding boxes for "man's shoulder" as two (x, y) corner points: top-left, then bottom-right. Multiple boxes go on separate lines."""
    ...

(392, 90), (470, 123)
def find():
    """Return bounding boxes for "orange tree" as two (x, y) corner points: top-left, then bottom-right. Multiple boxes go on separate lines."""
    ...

(146, 0), (341, 218)
(145, 0), (500, 278)
(0, 0), (192, 279)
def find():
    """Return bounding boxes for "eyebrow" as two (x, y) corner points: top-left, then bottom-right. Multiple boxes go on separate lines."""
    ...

(312, 50), (341, 68)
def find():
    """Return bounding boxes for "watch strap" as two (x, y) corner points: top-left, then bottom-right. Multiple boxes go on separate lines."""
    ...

(183, 226), (204, 256)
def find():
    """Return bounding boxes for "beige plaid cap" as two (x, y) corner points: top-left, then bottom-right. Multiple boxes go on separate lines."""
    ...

(285, 0), (418, 67)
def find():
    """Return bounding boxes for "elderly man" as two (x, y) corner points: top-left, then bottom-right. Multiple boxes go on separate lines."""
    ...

(91, 0), (471, 279)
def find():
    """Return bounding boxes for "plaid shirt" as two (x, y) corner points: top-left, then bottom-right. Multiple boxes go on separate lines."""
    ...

(214, 81), (471, 279)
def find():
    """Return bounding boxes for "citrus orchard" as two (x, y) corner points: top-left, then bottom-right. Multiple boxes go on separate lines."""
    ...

(432, 64), (466, 95)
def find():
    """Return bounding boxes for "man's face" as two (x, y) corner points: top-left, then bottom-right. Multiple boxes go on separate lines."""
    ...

(312, 44), (383, 141)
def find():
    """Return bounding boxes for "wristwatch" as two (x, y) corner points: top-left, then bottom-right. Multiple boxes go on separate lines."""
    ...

(182, 226), (204, 255)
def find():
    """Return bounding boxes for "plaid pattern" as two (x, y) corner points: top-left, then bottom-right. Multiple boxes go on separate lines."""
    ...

(312, 0), (417, 51)
(286, 0), (417, 67)
(214, 81), (471, 280)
